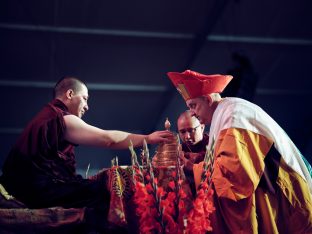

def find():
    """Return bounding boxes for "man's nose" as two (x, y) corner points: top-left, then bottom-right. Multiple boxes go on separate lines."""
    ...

(84, 105), (89, 111)
(189, 110), (196, 116)
(184, 132), (191, 139)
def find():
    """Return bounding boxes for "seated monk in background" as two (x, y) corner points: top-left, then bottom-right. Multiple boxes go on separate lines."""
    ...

(177, 110), (208, 196)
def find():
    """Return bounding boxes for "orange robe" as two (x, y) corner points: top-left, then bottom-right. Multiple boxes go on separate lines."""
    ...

(194, 98), (312, 234)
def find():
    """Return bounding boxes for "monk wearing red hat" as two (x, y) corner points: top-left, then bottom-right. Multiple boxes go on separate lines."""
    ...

(167, 69), (312, 233)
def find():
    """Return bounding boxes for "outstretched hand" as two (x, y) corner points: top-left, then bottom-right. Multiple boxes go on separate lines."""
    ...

(178, 152), (194, 171)
(179, 152), (204, 171)
(146, 130), (173, 144)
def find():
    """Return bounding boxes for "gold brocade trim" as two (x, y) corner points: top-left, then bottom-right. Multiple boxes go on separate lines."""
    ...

(177, 83), (190, 100)
(0, 184), (15, 200)
(111, 167), (133, 200)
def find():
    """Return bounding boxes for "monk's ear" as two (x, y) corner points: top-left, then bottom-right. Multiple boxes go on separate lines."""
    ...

(65, 89), (74, 99)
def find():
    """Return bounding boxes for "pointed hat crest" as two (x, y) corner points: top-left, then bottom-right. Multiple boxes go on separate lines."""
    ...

(167, 70), (233, 101)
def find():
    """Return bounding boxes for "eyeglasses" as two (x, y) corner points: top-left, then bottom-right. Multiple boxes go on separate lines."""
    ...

(178, 125), (201, 134)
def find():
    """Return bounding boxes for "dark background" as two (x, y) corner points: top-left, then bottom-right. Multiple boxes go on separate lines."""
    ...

(1, 0), (312, 176)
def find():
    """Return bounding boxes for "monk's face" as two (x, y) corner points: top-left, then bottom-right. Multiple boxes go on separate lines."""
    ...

(177, 115), (204, 146)
(67, 84), (89, 118)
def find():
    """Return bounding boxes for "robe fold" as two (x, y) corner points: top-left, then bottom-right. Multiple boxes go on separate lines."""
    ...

(194, 97), (312, 233)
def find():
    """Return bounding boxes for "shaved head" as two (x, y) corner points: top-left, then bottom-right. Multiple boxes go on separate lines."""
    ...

(177, 110), (196, 124)
(53, 76), (87, 98)
(177, 110), (205, 146)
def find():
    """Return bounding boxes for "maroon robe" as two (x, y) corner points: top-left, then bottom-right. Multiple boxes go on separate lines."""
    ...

(182, 133), (209, 196)
(1, 99), (109, 211)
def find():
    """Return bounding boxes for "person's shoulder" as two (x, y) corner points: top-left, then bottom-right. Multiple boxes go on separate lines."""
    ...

(213, 97), (258, 127)
(222, 97), (253, 107)
(221, 97), (262, 114)
(27, 100), (68, 129)
(48, 99), (69, 114)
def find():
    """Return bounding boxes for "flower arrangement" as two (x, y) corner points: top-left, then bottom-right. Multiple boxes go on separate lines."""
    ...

(184, 139), (216, 233)
(129, 139), (216, 234)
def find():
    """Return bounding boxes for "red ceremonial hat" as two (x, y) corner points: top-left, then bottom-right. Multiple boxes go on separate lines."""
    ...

(167, 70), (233, 101)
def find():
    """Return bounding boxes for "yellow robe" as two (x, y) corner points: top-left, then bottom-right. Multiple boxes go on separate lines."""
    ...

(194, 98), (312, 234)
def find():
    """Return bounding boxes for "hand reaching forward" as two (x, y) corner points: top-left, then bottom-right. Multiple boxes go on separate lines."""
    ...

(146, 130), (174, 144)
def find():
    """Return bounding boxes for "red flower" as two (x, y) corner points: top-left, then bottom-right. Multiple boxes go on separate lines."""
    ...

(178, 189), (187, 199)
(157, 186), (166, 198)
(145, 174), (151, 181)
(163, 213), (179, 233)
(166, 191), (176, 202)
(184, 185), (215, 233)
(153, 177), (158, 185)
(178, 200), (185, 210)
(145, 183), (153, 193)
(168, 180), (175, 190)
(132, 153), (215, 234)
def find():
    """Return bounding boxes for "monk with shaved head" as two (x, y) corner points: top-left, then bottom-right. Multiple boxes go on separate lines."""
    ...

(1, 76), (172, 232)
